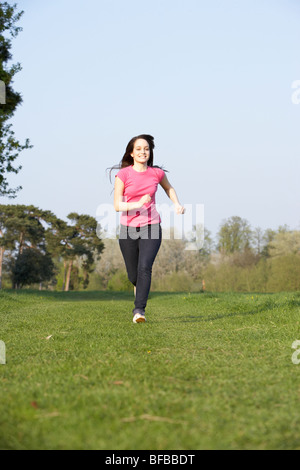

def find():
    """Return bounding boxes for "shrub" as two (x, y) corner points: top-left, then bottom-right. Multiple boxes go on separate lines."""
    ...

(107, 270), (132, 292)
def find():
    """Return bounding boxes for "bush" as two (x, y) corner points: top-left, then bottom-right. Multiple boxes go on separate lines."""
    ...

(267, 254), (300, 291)
(151, 271), (191, 292)
(107, 270), (133, 292)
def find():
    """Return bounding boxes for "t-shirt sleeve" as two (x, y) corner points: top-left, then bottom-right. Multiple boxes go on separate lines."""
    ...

(156, 168), (165, 183)
(116, 167), (127, 183)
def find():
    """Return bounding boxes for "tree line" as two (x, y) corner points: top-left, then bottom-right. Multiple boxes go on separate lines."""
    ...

(96, 215), (300, 293)
(1, 207), (300, 293)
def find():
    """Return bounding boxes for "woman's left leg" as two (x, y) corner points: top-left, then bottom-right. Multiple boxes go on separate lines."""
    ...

(134, 224), (162, 314)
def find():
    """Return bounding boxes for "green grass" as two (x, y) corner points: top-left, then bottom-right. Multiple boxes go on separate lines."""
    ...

(0, 289), (300, 450)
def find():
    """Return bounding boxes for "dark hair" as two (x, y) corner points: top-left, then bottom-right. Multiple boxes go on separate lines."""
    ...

(108, 134), (167, 182)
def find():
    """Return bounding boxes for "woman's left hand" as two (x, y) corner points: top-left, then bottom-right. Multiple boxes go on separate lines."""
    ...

(175, 203), (185, 214)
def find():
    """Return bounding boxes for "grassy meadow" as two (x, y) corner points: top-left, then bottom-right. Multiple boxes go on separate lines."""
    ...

(0, 289), (300, 450)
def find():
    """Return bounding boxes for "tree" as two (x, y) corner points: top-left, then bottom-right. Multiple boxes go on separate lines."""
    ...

(268, 229), (300, 258)
(0, 2), (32, 197)
(217, 216), (253, 254)
(0, 204), (56, 288)
(11, 248), (55, 288)
(46, 213), (104, 291)
(45, 216), (77, 291)
(94, 238), (125, 289)
(154, 227), (186, 279)
(3, 204), (51, 255)
(0, 203), (15, 288)
(252, 227), (264, 255)
(260, 228), (276, 258)
(66, 213), (104, 290)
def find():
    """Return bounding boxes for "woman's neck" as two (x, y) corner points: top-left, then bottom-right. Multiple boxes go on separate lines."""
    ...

(132, 162), (148, 172)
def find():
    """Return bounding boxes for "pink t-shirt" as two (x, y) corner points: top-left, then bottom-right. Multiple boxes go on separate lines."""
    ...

(116, 165), (165, 227)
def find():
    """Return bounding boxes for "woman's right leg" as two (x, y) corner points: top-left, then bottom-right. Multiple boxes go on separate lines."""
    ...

(119, 234), (139, 288)
(119, 229), (145, 321)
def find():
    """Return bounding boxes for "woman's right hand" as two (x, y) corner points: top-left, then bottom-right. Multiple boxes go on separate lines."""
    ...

(139, 194), (152, 207)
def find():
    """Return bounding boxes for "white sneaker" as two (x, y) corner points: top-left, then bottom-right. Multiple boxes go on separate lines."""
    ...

(133, 313), (146, 323)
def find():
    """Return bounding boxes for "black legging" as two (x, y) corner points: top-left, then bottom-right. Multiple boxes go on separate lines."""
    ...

(119, 224), (162, 314)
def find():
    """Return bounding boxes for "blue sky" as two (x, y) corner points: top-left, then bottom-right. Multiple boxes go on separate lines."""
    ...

(2, 0), (300, 240)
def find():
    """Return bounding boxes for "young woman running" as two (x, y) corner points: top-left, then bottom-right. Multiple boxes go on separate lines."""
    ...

(113, 134), (185, 323)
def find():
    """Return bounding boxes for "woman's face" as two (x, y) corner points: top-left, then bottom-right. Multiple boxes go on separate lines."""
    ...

(131, 139), (150, 164)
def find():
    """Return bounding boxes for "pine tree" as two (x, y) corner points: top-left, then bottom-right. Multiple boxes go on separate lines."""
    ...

(0, 2), (32, 197)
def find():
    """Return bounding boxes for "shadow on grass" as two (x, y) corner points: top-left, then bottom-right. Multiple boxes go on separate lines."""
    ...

(0, 289), (190, 302)
(2, 290), (300, 319)
(0, 289), (131, 302)
(177, 295), (300, 323)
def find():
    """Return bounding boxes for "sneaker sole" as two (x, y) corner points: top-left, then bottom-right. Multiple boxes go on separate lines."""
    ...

(133, 314), (146, 323)
(134, 317), (146, 323)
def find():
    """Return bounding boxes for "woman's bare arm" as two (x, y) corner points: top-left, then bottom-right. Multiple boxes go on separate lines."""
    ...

(114, 176), (151, 212)
(159, 175), (185, 214)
